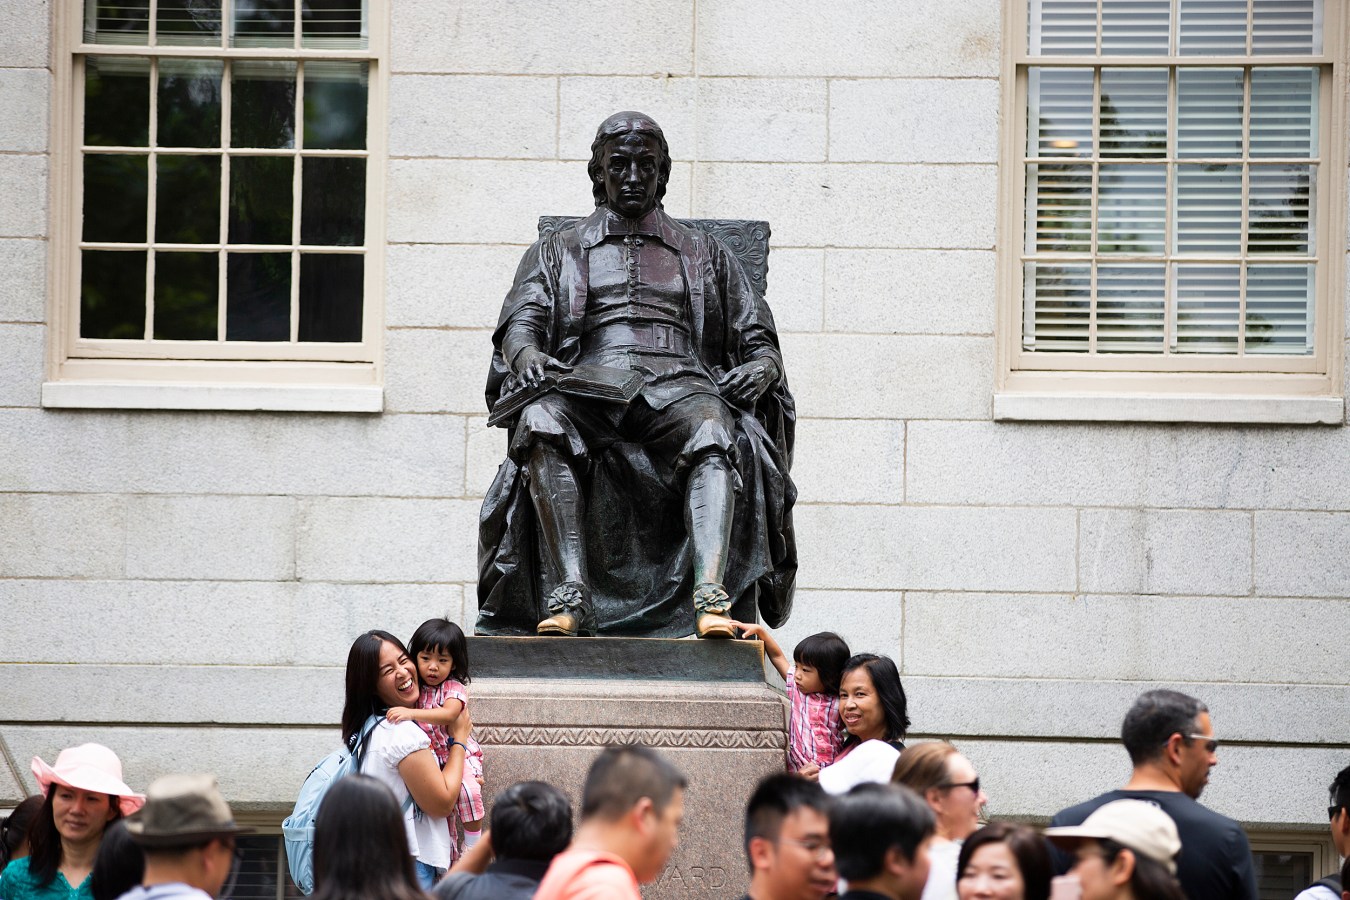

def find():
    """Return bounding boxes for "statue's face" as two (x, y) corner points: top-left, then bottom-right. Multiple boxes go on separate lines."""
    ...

(599, 132), (662, 218)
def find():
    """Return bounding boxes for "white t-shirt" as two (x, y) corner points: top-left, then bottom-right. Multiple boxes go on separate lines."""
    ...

(1293, 886), (1339, 900)
(357, 719), (451, 869)
(920, 837), (962, 900)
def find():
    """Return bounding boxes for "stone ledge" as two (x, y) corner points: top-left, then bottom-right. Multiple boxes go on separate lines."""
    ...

(469, 635), (766, 681)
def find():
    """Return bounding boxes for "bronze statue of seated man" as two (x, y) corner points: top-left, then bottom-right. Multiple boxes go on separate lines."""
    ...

(477, 111), (797, 640)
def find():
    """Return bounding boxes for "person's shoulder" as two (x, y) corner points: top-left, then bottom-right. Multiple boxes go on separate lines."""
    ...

(0, 856), (34, 890)
(1148, 792), (1244, 831)
(1051, 791), (1125, 826)
(1293, 885), (1339, 900)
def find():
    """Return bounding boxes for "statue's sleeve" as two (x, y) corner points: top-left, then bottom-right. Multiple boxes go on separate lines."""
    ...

(711, 236), (783, 374)
(495, 238), (556, 370)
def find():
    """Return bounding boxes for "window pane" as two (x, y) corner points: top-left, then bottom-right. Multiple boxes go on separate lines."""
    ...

(301, 158), (365, 245)
(85, 0), (149, 45)
(1098, 165), (1166, 254)
(1097, 263), (1165, 352)
(1028, 68), (1094, 158)
(1250, 68), (1317, 158)
(231, 61), (296, 149)
(230, 157), (294, 245)
(227, 253), (290, 341)
(1179, 0), (1249, 55)
(1100, 0), (1170, 56)
(302, 0), (367, 49)
(158, 58), (222, 148)
(1024, 263), (1090, 352)
(157, 0), (222, 47)
(1248, 165), (1313, 254)
(1177, 68), (1244, 158)
(299, 254), (362, 342)
(226, 835), (300, 900)
(154, 252), (218, 340)
(1175, 165), (1242, 254)
(83, 154), (148, 243)
(1246, 265), (1314, 354)
(1252, 0), (1322, 55)
(1028, 0), (1096, 55)
(81, 250), (146, 339)
(157, 155), (221, 243)
(1174, 263), (1240, 352)
(232, 0), (295, 48)
(1252, 851), (1314, 899)
(85, 56), (150, 147)
(303, 61), (368, 150)
(1027, 164), (1091, 254)
(1100, 68), (1168, 158)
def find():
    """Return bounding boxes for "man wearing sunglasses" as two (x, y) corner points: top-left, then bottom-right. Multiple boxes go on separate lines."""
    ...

(1049, 689), (1257, 900)
(1294, 765), (1350, 900)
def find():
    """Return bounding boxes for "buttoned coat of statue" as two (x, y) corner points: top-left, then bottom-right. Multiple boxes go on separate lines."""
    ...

(477, 111), (798, 639)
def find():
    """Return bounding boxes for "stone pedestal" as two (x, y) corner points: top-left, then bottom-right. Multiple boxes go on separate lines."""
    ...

(469, 637), (787, 898)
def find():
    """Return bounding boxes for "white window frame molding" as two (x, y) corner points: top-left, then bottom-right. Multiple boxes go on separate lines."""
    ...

(43, 1), (388, 413)
(995, 0), (1347, 424)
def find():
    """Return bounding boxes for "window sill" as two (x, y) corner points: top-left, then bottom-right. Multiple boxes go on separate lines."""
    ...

(42, 381), (383, 412)
(994, 392), (1343, 424)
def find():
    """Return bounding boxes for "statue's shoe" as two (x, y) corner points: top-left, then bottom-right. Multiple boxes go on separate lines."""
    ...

(692, 582), (735, 639)
(536, 582), (596, 637)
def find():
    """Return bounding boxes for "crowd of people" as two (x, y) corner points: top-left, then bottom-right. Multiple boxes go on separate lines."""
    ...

(1, 625), (1347, 900)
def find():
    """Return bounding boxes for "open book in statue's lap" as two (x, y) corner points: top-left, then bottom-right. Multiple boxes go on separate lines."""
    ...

(476, 112), (797, 639)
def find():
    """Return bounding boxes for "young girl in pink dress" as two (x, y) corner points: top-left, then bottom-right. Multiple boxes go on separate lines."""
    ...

(386, 618), (486, 857)
(733, 623), (851, 777)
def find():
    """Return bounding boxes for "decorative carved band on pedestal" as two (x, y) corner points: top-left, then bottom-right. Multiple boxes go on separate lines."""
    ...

(477, 725), (787, 750)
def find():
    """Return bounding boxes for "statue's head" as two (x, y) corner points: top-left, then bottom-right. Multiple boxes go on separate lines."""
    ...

(588, 111), (671, 218)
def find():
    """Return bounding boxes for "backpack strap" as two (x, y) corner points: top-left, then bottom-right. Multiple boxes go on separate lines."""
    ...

(1311, 874), (1341, 893)
(354, 715), (417, 817)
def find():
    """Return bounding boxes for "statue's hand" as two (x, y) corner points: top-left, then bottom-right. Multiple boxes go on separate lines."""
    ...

(513, 347), (571, 389)
(718, 359), (780, 405)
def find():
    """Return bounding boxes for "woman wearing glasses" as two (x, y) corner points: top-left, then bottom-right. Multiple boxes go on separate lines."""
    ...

(891, 741), (989, 900)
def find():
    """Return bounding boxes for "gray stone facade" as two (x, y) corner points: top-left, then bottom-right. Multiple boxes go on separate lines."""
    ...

(1, 0), (1346, 857)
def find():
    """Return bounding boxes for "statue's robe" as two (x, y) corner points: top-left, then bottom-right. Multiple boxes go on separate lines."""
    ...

(476, 206), (798, 636)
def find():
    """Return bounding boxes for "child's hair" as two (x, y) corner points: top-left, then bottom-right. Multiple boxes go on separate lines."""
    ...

(408, 618), (471, 685)
(792, 631), (850, 695)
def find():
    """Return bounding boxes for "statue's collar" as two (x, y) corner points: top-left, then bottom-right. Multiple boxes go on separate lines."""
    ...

(578, 206), (685, 251)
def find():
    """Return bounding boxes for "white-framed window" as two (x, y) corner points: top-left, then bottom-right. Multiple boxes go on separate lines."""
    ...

(996, 0), (1346, 423)
(44, 1), (386, 411)
(1246, 830), (1339, 899)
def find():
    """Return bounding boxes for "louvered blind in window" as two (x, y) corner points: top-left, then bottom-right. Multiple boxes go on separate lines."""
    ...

(1021, 0), (1324, 362)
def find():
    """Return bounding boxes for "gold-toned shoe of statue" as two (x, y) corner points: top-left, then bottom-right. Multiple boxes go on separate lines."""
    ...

(536, 582), (595, 636)
(692, 582), (735, 639)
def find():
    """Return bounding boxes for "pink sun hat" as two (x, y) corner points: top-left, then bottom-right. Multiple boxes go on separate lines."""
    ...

(31, 744), (146, 816)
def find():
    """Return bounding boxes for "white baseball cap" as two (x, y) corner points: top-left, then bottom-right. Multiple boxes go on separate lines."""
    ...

(1044, 800), (1182, 874)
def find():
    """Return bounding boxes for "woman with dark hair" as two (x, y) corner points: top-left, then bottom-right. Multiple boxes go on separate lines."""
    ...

(0, 745), (143, 900)
(88, 822), (143, 900)
(1044, 800), (1186, 900)
(344, 630), (472, 890)
(311, 775), (426, 900)
(837, 654), (910, 753)
(814, 654), (910, 794)
(1, 796), (43, 869)
(956, 822), (1052, 900)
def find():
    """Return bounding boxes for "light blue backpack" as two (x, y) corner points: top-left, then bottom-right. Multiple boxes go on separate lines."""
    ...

(281, 716), (414, 894)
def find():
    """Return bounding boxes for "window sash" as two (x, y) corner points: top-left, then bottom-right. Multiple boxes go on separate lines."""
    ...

(63, 0), (379, 365)
(1009, 0), (1338, 375)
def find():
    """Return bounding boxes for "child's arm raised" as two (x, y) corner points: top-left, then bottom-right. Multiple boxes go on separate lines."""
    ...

(730, 621), (789, 680)
(386, 698), (465, 726)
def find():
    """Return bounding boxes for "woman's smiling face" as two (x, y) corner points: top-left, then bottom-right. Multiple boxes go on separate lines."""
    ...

(374, 640), (419, 707)
(839, 666), (885, 741)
